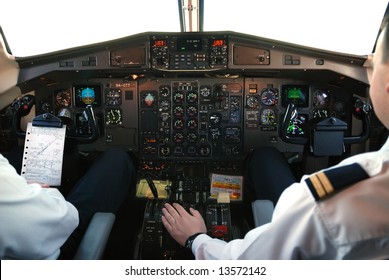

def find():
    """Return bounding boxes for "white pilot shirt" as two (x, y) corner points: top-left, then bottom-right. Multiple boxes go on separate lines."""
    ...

(0, 154), (79, 259)
(192, 138), (389, 259)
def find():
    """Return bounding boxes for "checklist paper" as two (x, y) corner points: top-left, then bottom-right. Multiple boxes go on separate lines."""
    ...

(21, 123), (67, 186)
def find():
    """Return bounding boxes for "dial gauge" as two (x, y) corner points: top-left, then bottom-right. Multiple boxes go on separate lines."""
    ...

(159, 99), (171, 111)
(106, 108), (122, 125)
(260, 108), (276, 125)
(173, 91), (184, 103)
(200, 86), (211, 97)
(313, 89), (330, 107)
(260, 88), (278, 106)
(159, 86), (171, 98)
(55, 89), (71, 107)
(173, 105), (184, 117)
(246, 96), (259, 108)
(187, 105), (198, 116)
(186, 91), (198, 103)
(40, 102), (52, 113)
(105, 89), (122, 106)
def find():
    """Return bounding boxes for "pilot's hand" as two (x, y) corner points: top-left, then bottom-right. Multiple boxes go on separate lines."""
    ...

(28, 182), (50, 188)
(162, 202), (206, 246)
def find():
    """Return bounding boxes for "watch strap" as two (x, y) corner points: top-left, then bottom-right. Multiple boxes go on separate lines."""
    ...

(184, 232), (203, 250)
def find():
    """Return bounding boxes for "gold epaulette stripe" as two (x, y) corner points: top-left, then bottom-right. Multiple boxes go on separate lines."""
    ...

(305, 163), (369, 201)
(309, 174), (326, 198)
(316, 172), (334, 196)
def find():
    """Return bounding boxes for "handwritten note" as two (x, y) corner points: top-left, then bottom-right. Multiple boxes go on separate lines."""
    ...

(21, 123), (66, 186)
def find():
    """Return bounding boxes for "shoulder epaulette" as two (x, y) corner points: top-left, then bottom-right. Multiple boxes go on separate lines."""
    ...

(305, 163), (369, 201)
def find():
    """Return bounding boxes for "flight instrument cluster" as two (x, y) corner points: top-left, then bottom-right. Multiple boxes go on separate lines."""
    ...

(24, 31), (368, 178)
(33, 75), (355, 166)
(139, 79), (243, 161)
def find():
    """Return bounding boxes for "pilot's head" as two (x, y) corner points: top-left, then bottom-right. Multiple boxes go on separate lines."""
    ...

(366, 14), (389, 128)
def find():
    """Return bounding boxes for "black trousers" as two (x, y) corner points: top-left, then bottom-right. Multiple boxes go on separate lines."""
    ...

(246, 147), (296, 205)
(59, 149), (136, 259)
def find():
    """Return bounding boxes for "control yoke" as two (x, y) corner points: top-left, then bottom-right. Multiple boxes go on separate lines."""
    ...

(12, 94), (99, 144)
(280, 96), (371, 156)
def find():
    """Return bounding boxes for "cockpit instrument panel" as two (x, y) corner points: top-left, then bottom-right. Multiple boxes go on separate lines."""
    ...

(281, 84), (309, 107)
(74, 84), (102, 108)
(150, 35), (228, 70)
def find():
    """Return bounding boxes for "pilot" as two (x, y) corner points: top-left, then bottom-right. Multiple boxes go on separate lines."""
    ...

(0, 149), (136, 259)
(161, 15), (389, 259)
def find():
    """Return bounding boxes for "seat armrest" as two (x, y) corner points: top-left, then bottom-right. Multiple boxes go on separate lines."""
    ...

(74, 212), (116, 260)
(251, 200), (274, 227)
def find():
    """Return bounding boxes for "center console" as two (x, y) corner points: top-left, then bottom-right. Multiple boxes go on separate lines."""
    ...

(137, 175), (233, 260)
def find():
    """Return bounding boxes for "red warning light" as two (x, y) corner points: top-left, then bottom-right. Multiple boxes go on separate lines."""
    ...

(212, 39), (226, 47)
(153, 40), (167, 47)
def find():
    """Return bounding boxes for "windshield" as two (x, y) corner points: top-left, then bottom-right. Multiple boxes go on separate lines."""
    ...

(1, 0), (387, 57)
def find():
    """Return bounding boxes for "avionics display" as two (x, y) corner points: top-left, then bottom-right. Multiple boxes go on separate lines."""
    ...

(177, 38), (202, 51)
(287, 114), (308, 136)
(74, 84), (102, 107)
(281, 84), (309, 107)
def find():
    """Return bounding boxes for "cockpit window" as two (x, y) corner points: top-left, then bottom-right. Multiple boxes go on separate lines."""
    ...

(204, 0), (387, 55)
(0, 0), (387, 57)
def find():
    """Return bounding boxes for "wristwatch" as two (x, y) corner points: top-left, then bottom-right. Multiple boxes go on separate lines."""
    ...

(184, 232), (203, 250)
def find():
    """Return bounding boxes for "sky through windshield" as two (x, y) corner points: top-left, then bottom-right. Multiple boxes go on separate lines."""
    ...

(0, 0), (387, 57)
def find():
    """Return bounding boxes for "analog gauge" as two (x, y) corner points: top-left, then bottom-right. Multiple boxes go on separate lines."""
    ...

(159, 86), (171, 98)
(187, 105), (198, 116)
(40, 102), (52, 113)
(159, 99), (171, 111)
(160, 111), (170, 120)
(173, 119), (184, 130)
(200, 86), (211, 97)
(199, 144), (211, 156)
(187, 119), (197, 130)
(55, 89), (71, 107)
(106, 108), (122, 125)
(159, 145), (171, 156)
(260, 108), (276, 125)
(186, 91), (198, 103)
(313, 89), (330, 107)
(313, 108), (329, 119)
(260, 88), (278, 106)
(246, 96), (259, 108)
(142, 91), (156, 107)
(57, 108), (71, 118)
(187, 132), (198, 143)
(173, 105), (184, 117)
(105, 88), (122, 106)
(173, 91), (184, 103)
(173, 132), (184, 143)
